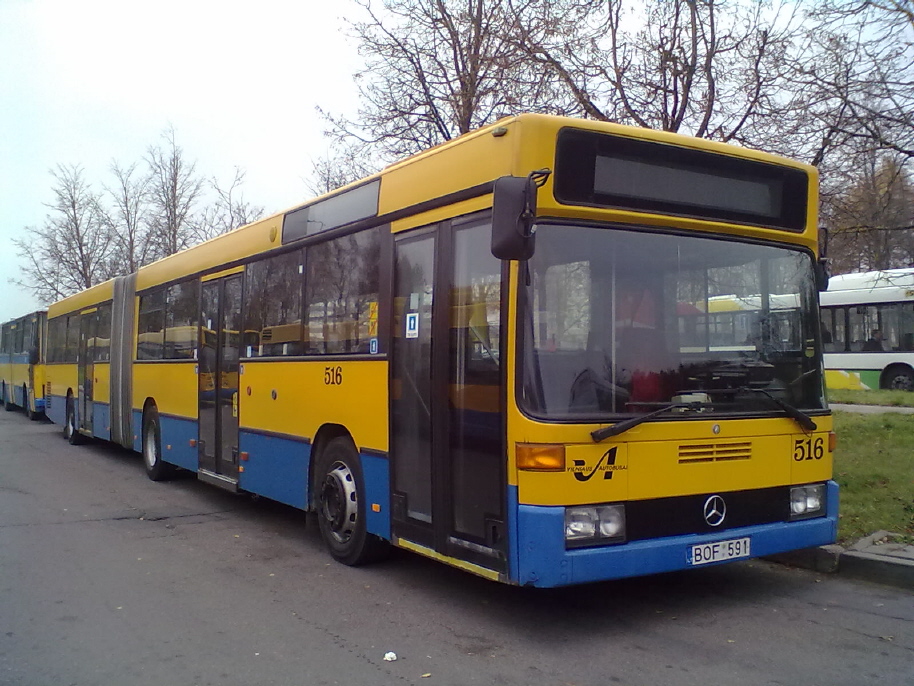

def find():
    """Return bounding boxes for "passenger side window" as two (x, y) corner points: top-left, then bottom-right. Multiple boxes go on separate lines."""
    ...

(137, 290), (166, 360)
(243, 250), (303, 357)
(305, 229), (381, 354)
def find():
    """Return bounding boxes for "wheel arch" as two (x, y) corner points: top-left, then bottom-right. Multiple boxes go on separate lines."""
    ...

(880, 363), (914, 390)
(308, 423), (356, 510)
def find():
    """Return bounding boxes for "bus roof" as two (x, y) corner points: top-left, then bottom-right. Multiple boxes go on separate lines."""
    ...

(47, 113), (819, 317)
(821, 268), (914, 307)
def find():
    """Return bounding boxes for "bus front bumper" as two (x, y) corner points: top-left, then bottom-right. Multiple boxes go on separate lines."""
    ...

(512, 480), (839, 588)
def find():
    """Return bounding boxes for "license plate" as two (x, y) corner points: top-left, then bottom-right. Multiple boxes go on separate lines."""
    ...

(688, 537), (751, 566)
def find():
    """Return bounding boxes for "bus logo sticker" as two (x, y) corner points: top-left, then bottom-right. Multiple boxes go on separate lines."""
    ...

(405, 313), (420, 339)
(569, 447), (625, 482)
(703, 495), (727, 527)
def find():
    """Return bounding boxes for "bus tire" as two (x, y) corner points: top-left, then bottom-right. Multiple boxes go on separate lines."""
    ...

(142, 406), (176, 482)
(65, 396), (84, 445)
(3, 384), (13, 411)
(315, 436), (389, 566)
(24, 385), (39, 420)
(883, 364), (914, 392)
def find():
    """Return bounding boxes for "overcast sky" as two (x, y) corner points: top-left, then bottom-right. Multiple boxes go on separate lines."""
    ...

(0, 0), (361, 323)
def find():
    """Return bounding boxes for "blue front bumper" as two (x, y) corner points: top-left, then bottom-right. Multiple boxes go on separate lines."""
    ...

(513, 480), (839, 587)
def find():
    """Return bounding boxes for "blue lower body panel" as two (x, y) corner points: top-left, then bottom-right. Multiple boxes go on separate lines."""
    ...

(512, 481), (839, 587)
(159, 415), (199, 471)
(360, 453), (390, 540)
(92, 402), (110, 440)
(238, 431), (310, 509)
(46, 394), (66, 426)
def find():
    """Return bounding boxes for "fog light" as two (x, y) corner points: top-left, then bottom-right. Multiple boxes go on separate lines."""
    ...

(565, 507), (598, 540)
(789, 484), (826, 520)
(596, 504), (626, 542)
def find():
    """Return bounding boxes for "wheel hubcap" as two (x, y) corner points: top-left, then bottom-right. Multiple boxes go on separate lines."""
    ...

(320, 461), (358, 544)
(144, 425), (157, 469)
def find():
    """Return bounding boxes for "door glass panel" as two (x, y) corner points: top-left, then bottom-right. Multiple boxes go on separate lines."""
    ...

(220, 277), (242, 476)
(79, 313), (96, 431)
(450, 223), (503, 542)
(199, 282), (219, 471)
(391, 236), (436, 523)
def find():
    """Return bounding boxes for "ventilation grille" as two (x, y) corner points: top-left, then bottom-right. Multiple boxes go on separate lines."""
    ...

(678, 442), (752, 464)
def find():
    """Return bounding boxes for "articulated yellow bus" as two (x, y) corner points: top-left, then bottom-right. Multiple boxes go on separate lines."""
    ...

(44, 114), (836, 586)
(0, 310), (47, 420)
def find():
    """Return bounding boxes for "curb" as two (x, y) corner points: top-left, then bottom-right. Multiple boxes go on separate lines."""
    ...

(767, 532), (914, 592)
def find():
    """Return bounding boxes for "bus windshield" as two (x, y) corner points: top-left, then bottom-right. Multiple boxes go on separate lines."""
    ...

(519, 224), (825, 420)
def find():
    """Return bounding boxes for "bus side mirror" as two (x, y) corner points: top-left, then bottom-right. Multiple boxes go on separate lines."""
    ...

(491, 171), (548, 261)
(816, 257), (830, 292)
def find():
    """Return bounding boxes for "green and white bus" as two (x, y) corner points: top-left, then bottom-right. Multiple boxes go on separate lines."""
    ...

(820, 269), (914, 391)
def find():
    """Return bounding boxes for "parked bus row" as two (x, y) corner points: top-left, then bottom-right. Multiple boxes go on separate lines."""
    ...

(0, 310), (46, 419)
(1, 114), (837, 587)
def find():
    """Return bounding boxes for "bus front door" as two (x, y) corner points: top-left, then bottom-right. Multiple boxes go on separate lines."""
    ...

(198, 275), (242, 485)
(77, 309), (97, 434)
(391, 220), (507, 574)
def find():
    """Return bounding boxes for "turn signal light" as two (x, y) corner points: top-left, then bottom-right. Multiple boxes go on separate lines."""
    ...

(516, 443), (565, 471)
(828, 431), (837, 453)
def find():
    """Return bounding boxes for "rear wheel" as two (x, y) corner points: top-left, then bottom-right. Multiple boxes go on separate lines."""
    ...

(315, 437), (389, 566)
(65, 396), (84, 445)
(3, 384), (13, 412)
(883, 365), (914, 391)
(142, 406), (176, 481)
(24, 385), (39, 420)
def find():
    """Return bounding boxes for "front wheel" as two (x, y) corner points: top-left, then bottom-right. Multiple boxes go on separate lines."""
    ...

(315, 437), (389, 566)
(3, 384), (13, 412)
(142, 406), (176, 481)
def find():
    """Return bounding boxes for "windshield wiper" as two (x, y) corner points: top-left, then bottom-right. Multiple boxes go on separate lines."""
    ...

(740, 387), (817, 432)
(591, 402), (709, 442)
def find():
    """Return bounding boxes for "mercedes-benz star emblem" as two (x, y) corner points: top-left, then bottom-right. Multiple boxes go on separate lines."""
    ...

(703, 495), (727, 527)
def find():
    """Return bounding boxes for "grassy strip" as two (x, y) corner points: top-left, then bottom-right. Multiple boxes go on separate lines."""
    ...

(833, 411), (914, 544)
(828, 388), (914, 407)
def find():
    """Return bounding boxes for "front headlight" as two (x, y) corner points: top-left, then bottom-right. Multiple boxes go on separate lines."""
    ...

(789, 484), (826, 520)
(565, 504), (626, 547)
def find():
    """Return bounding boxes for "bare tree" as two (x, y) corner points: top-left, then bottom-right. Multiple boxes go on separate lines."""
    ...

(508, 0), (806, 145)
(196, 167), (265, 241)
(145, 125), (206, 259)
(322, 0), (566, 160)
(101, 160), (152, 276)
(799, 0), (914, 163)
(306, 142), (378, 196)
(11, 165), (111, 303)
(826, 152), (914, 272)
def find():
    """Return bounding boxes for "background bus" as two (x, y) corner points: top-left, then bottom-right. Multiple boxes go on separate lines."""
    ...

(820, 268), (914, 391)
(0, 310), (46, 420)
(42, 114), (836, 587)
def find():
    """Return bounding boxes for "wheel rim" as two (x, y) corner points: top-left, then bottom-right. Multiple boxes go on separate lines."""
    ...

(66, 404), (75, 437)
(890, 373), (914, 391)
(320, 461), (358, 545)
(143, 423), (158, 469)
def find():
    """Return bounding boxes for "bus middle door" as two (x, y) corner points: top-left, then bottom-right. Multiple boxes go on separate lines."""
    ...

(198, 274), (242, 487)
(77, 309), (97, 434)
